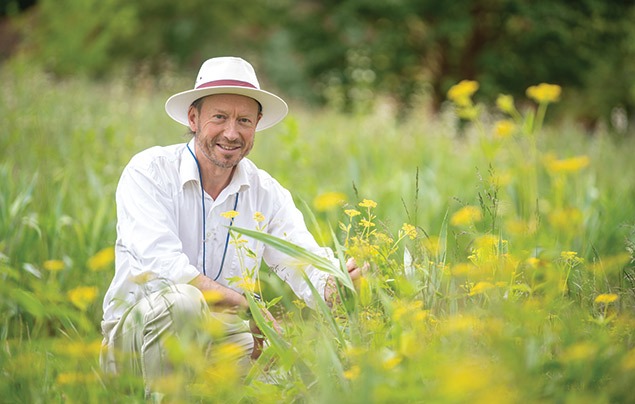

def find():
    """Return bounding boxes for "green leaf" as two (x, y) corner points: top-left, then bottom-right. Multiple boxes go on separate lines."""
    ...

(230, 226), (355, 291)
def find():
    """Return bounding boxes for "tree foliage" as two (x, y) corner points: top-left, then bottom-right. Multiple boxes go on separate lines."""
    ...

(10, 0), (635, 131)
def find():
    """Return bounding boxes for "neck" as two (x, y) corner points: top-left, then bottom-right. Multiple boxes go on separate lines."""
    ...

(200, 164), (235, 200)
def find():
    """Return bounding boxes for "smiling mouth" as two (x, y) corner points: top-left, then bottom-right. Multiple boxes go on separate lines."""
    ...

(217, 144), (241, 151)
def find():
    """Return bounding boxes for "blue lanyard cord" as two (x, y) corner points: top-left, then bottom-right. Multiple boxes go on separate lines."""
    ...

(186, 143), (239, 280)
(217, 193), (239, 281)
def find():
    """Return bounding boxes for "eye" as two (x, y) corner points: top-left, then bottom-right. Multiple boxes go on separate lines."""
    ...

(239, 117), (254, 126)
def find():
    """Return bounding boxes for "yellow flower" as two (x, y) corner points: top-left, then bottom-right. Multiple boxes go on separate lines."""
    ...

(67, 286), (98, 311)
(447, 80), (479, 106)
(469, 281), (495, 296)
(345, 209), (361, 218)
(544, 154), (590, 174)
(594, 293), (618, 304)
(450, 205), (483, 226)
(220, 210), (239, 219)
(549, 208), (583, 231)
(56, 372), (97, 385)
(87, 247), (115, 271)
(343, 365), (361, 380)
(526, 83), (561, 104)
(450, 262), (474, 276)
(358, 199), (377, 209)
(360, 219), (375, 228)
(494, 119), (516, 138)
(496, 94), (515, 114)
(253, 211), (265, 223)
(401, 223), (417, 240)
(43, 259), (65, 272)
(313, 192), (347, 212)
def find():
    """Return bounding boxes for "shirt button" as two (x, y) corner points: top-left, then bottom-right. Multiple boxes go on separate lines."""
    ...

(206, 232), (212, 237)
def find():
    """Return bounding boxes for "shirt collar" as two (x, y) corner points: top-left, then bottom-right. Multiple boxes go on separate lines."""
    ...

(180, 138), (201, 189)
(179, 138), (251, 194)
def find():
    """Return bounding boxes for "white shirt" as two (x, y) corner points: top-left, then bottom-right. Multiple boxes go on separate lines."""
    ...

(102, 139), (333, 323)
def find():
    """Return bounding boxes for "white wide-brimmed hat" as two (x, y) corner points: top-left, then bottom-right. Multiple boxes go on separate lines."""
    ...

(165, 57), (288, 131)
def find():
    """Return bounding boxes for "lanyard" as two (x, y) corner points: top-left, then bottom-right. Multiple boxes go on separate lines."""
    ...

(186, 143), (239, 280)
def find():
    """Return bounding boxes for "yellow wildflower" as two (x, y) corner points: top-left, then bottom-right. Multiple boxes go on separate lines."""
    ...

(469, 281), (495, 296)
(594, 293), (618, 304)
(343, 365), (361, 380)
(447, 80), (479, 107)
(313, 192), (347, 212)
(43, 259), (65, 272)
(401, 223), (417, 240)
(87, 247), (115, 271)
(494, 119), (516, 138)
(561, 342), (597, 362)
(358, 199), (377, 209)
(450, 205), (483, 226)
(544, 154), (590, 174)
(496, 94), (515, 115)
(221, 210), (239, 219)
(345, 209), (361, 218)
(382, 355), (402, 371)
(67, 286), (98, 311)
(253, 211), (265, 223)
(526, 83), (561, 104)
(360, 219), (375, 228)
(238, 277), (257, 293)
(549, 208), (583, 231)
(56, 372), (97, 385)
(450, 262), (473, 276)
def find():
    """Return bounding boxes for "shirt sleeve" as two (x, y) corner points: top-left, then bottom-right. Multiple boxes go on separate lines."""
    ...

(115, 159), (200, 290)
(262, 186), (334, 309)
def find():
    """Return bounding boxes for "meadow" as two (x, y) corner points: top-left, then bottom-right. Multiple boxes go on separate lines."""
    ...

(1, 59), (635, 403)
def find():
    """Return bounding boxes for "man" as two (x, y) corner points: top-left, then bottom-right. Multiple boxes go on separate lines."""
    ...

(100, 57), (362, 389)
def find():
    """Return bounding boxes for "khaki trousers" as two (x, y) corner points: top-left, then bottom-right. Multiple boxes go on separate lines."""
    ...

(100, 284), (253, 391)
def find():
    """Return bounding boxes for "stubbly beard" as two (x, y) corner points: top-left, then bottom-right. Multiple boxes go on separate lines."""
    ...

(194, 131), (253, 169)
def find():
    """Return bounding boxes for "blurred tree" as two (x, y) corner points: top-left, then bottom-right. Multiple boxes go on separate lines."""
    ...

(283, 0), (635, 130)
(8, 0), (635, 131)
(16, 0), (284, 76)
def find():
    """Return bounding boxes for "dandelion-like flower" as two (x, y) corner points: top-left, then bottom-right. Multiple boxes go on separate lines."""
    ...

(67, 286), (99, 311)
(450, 206), (483, 226)
(526, 83), (561, 104)
(469, 281), (495, 296)
(447, 80), (479, 107)
(358, 199), (377, 209)
(496, 94), (516, 115)
(494, 120), (516, 138)
(594, 293), (619, 304)
(221, 210), (239, 219)
(43, 259), (65, 272)
(313, 192), (347, 212)
(544, 154), (590, 174)
(87, 247), (115, 271)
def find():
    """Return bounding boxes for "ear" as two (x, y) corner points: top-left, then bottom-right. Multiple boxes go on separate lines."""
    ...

(187, 105), (198, 133)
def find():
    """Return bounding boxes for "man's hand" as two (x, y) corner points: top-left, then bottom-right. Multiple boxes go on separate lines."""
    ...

(324, 257), (368, 305)
(248, 306), (282, 360)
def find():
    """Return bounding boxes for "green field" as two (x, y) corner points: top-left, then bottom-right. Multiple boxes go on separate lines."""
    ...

(2, 60), (635, 403)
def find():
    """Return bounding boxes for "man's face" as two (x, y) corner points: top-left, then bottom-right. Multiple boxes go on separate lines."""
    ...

(188, 94), (262, 170)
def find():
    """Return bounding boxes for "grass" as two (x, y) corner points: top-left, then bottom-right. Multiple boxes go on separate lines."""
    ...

(1, 59), (635, 403)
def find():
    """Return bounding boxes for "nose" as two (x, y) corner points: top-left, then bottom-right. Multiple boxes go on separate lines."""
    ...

(223, 121), (240, 141)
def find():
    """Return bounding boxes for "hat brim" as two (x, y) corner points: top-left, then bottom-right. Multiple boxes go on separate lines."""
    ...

(165, 86), (288, 132)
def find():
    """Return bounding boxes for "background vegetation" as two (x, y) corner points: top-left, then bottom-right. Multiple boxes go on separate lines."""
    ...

(1, 1), (635, 402)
